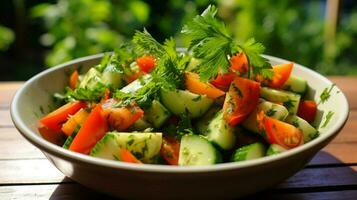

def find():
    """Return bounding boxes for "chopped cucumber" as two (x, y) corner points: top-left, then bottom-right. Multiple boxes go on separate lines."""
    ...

(195, 106), (221, 135)
(90, 132), (162, 163)
(206, 111), (236, 150)
(231, 142), (266, 162)
(283, 75), (308, 95)
(179, 134), (222, 166)
(79, 68), (102, 89)
(260, 87), (301, 115)
(120, 74), (151, 94)
(160, 89), (213, 118)
(62, 125), (80, 149)
(242, 99), (289, 135)
(130, 118), (152, 131)
(285, 115), (319, 142)
(101, 64), (126, 89)
(266, 144), (287, 156)
(144, 100), (170, 128)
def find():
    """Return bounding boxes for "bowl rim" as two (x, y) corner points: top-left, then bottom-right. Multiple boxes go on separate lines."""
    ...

(10, 53), (350, 173)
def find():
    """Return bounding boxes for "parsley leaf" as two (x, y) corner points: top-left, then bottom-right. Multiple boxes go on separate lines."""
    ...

(319, 84), (336, 105)
(321, 111), (334, 128)
(182, 5), (272, 81)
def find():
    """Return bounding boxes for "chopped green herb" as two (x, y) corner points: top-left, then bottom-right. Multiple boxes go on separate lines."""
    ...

(319, 84), (335, 105)
(191, 95), (202, 102)
(232, 84), (243, 97)
(266, 109), (277, 117)
(321, 111), (334, 128)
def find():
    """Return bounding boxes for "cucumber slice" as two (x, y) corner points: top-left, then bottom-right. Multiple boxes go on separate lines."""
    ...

(90, 132), (162, 163)
(160, 89), (213, 118)
(260, 87), (301, 115)
(120, 74), (151, 94)
(144, 100), (170, 128)
(79, 68), (102, 89)
(62, 125), (80, 149)
(206, 111), (236, 150)
(242, 99), (289, 134)
(285, 115), (319, 142)
(283, 75), (307, 95)
(130, 117), (152, 131)
(266, 144), (287, 156)
(195, 106), (221, 135)
(179, 134), (222, 166)
(231, 142), (266, 162)
(101, 64), (126, 89)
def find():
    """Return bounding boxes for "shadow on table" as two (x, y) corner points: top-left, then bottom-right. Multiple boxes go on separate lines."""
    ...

(49, 151), (357, 200)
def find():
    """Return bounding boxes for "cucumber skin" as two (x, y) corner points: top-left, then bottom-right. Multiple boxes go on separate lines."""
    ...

(242, 100), (289, 135)
(285, 115), (319, 142)
(62, 125), (80, 149)
(260, 87), (301, 115)
(178, 134), (222, 166)
(283, 75), (307, 95)
(144, 100), (171, 128)
(266, 144), (287, 156)
(231, 142), (266, 162)
(195, 106), (221, 135)
(206, 111), (236, 150)
(90, 132), (162, 163)
(160, 89), (213, 119)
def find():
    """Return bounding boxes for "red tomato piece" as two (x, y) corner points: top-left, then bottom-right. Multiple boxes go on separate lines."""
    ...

(298, 100), (317, 123)
(69, 105), (109, 154)
(136, 55), (156, 73)
(69, 70), (79, 89)
(210, 72), (237, 91)
(230, 53), (249, 74)
(223, 77), (261, 126)
(160, 137), (180, 165)
(264, 116), (304, 149)
(268, 63), (294, 88)
(39, 101), (86, 132)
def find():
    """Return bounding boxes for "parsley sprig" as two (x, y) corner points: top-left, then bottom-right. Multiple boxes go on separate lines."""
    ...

(182, 5), (273, 81)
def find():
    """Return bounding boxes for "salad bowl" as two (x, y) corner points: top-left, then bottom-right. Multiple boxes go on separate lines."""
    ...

(11, 53), (349, 199)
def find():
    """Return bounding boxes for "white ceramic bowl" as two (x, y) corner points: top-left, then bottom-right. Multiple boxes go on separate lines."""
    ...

(11, 54), (349, 199)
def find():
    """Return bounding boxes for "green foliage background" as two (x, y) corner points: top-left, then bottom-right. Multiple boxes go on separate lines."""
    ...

(1, 0), (357, 80)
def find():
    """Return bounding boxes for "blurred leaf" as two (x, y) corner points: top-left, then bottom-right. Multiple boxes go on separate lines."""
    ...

(0, 25), (15, 51)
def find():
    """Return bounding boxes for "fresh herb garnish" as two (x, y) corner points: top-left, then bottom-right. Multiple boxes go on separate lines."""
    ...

(321, 111), (334, 128)
(181, 5), (272, 81)
(266, 109), (277, 117)
(319, 84), (336, 105)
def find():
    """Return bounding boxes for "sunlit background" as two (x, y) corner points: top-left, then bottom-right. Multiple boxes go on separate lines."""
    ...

(0, 0), (356, 81)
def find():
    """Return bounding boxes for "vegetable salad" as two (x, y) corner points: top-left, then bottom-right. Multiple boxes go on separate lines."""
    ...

(38, 5), (322, 166)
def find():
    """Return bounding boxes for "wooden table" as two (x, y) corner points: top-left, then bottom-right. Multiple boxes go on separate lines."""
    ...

(1, 77), (357, 199)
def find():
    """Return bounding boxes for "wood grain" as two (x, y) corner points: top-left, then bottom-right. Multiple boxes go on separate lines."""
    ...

(0, 109), (13, 127)
(0, 82), (22, 109)
(0, 159), (66, 184)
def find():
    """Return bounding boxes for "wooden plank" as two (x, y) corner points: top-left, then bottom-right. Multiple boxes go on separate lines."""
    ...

(0, 109), (13, 127)
(264, 190), (357, 200)
(278, 166), (357, 189)
(0, 159), (66, 184)
(0, 82), (22, 109)
(0, 184), (114, 200)
(328, 76), (357, 109)
(0, 128), (44, 159)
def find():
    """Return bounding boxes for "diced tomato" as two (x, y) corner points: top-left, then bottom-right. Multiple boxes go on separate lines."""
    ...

(136, 55), (156, 73)
(210, 72), (237, 91)
(298, 100), (317, 123)
(119, 149), (142, 164)
(100, 88), (111, 103)
(61, 109), (89, 136)
(264, 116), (304, 149)
(39, 101), (86, 132)
(266, 63), (294, 88)
(223, 77), (260, 126)
(38, 126), (65, 145)
(230, 53), (248, 74)
(125, 70), (144, 83)
(69, 70), (79, 89)
(185, 72), (225, 99)
(160, 137), (180, 165)
(102, 99), (144, 131)
(69, 105), (109, 154)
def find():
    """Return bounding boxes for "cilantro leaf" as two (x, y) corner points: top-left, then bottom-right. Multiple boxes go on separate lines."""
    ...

(319, 84), (336, 105)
